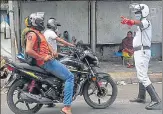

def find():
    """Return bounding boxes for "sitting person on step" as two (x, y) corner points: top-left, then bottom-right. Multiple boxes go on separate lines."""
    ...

(119, 31), (134, 68)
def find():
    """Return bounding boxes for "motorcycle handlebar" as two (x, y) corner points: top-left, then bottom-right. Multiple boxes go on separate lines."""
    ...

(68, 46), (83, 54)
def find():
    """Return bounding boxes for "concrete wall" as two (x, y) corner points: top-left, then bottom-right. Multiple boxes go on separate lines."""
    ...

(151, 43), (162, 60)
(95, 43), (162, 62)
(20, 1), (162, 44)
(96, 44), (121, 62)
(20, 1), (89, 44)
(96, 1), (162, 44)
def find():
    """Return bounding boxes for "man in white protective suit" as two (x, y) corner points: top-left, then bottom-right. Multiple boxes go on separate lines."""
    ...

(120, 3), (161, 110)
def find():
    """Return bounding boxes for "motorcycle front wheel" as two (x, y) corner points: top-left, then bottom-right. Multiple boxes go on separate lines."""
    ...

(7, 79), (43, 114)
(83, 73), (117, 109)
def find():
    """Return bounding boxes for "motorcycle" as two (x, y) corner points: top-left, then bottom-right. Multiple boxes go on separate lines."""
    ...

(0, 55), (10, 79)
(1, 50), (69, 93)
(6, 45), (117, 114)
(1, 55), (19, 94)
(1, 55), (15, 94)
(1, 45), (71, 92)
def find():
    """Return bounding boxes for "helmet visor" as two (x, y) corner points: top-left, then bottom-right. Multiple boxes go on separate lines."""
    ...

(36, 12), (45, 19)
(56, 22), (61, 26)
(129, 3), (141, 13)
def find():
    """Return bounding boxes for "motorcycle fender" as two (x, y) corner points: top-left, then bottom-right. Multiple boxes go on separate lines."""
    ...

(8, 78), (27, 89)
(96, 72), (111, 80)
(79, 79), (89, 96)
(79, 73), (112, 95)
(5, 75), (21, 89)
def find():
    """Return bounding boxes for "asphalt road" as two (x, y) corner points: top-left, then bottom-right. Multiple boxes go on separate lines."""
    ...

(1, 83), (162, 114)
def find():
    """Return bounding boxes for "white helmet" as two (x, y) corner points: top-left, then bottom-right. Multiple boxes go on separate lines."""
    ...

(28, 12), (45, 31)
(129, 3), (149, 18)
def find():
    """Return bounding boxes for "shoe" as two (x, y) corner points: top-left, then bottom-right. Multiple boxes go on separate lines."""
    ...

(127, 63), (134, 68)
(145, 84), (162, 110)
(130, 83), (146, 103)
(130, 98), (146, 103)
(127, 65), (134, 68)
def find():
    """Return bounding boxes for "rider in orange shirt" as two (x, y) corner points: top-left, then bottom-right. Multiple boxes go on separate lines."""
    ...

(25, 12), (74, 114)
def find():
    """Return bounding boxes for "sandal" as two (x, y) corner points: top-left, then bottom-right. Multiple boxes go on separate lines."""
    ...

(127, 64), (134, 68)
(60, 108), (72, 114)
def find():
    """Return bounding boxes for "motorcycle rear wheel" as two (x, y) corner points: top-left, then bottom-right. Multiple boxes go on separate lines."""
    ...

(7, 79), (43, 114)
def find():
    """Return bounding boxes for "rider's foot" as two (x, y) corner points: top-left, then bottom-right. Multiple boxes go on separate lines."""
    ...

(61, 107), (72, 114)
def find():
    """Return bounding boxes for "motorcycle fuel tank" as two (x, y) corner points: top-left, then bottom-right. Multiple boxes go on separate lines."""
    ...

(60, 57), (84, 69)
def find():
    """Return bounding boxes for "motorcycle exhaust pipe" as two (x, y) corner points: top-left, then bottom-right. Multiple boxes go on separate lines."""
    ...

(20, 92), (53, 105)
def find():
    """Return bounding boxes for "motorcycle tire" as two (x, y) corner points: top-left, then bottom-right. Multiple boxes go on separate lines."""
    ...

(7, 79), (43, 114)
(83, 74), (117, 109)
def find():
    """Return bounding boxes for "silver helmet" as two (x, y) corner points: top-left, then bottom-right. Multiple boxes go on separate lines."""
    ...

(28, 12), (45, 31)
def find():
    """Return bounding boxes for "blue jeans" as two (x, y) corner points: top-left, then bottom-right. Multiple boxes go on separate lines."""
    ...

(42, 59), (74, 106)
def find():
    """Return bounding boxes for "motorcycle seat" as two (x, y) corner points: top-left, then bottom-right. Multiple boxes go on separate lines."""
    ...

(11, 62), (49, 74)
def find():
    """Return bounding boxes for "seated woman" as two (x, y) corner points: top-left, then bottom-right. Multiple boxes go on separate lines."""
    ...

(119, 31), (134, 68)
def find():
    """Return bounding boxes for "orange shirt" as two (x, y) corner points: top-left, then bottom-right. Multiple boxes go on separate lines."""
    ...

(27, 28), (50, 66)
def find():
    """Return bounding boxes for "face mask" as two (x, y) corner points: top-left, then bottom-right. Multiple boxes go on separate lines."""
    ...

(55, 28), (60, 36)
(135, 14), (141, 20)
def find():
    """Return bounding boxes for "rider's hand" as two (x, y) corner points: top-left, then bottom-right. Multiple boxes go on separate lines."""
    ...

(69, 43), (75, 47)
(59, 43), (65, 47)
(121, 16), (135, 26)
(52, 52), (58, 58)
(121, 16), (129, 24)
(44, 55), (53, 61)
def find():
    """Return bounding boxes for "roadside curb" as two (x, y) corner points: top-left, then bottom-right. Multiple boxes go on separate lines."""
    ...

(108, 72), (162, 85)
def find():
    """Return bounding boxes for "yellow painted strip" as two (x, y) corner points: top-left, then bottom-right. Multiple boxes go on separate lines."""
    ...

(24, 71), (38, 79)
